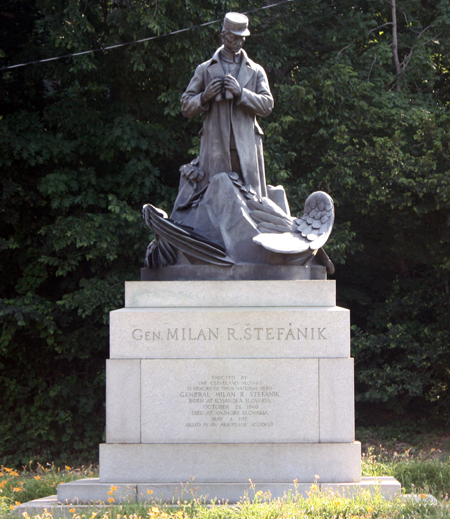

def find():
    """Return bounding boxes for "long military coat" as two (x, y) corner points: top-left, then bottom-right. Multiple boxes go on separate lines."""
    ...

(181, 46), (274, 198)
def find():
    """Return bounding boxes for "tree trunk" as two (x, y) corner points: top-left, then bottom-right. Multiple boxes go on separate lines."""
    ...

(391, 0), (401, 91)
(391, 0), (401, 92)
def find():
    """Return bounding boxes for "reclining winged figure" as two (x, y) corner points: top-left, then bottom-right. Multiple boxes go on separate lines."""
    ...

(143, 184), (335, 274)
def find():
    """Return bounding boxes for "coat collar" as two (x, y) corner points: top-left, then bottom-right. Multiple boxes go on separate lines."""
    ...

(207, 46), (255, 88)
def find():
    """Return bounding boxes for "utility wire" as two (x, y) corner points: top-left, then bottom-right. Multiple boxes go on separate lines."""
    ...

(0, 0), (292, 72)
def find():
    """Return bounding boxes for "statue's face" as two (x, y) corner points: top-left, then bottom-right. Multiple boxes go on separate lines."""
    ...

(222, 32), (246, 54)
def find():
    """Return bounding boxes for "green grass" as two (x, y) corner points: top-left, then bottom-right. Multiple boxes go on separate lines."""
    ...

(362, 447), (450, 498)
(0, 462), (96, 516)
(5, 487), (450, 519)
(1, 455), (449, 518)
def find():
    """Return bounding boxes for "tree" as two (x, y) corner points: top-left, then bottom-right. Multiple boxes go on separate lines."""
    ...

(260, 0), (450, 420)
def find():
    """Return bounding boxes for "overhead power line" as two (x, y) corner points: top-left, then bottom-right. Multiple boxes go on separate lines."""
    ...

(0, 0), (292, 72)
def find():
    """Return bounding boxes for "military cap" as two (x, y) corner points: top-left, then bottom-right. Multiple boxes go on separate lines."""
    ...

(223, 12), (250, 36)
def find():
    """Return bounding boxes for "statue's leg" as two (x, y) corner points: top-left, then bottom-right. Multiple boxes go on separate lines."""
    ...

(230, 149), (242, 177)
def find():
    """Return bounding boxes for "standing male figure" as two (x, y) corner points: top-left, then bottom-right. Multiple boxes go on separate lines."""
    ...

(181, 12), (274, 199)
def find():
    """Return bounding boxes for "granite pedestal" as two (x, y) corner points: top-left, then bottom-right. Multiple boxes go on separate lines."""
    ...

(54, 268), (400, 504)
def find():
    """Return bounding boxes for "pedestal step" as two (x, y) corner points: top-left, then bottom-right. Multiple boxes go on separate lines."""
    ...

(99, 442), (361, 483)
(54, 476), (401, 505)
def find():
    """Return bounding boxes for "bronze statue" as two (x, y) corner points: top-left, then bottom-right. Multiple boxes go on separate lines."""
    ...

(143, 13), (335, 276)
(180, 12), (272, 199)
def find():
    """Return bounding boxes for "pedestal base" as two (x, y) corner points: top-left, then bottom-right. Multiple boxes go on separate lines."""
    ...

(140, 264), (327, 281)
(14, 476), (401, 517)
(99, 442), (361, 483)
(57, 476), (401, 504)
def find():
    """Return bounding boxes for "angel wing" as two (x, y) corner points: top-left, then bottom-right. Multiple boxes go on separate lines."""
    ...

(248, 191), (334, 269)
(293, 191), (334, 250)
(143, 204), (234, 268)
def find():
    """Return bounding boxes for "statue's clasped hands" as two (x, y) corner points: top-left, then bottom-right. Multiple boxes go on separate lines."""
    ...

(202, 75), (241, 103)
(223, 75), (241, 97)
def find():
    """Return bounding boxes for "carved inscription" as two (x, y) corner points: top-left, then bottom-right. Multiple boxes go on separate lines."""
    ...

(132, 326), (328, 342)
(181, 375), (279, 428)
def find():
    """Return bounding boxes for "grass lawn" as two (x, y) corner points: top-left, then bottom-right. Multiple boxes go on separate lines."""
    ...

(1, 429), (450, 518)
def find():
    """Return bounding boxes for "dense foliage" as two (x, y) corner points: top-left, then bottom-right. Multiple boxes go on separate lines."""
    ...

(1, 0), (450, 465)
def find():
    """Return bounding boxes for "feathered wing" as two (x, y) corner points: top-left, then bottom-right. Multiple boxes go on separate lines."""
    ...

(143, 204), (234, 268)
(293, 191), (334, 250)
(249, 191), (334, 256)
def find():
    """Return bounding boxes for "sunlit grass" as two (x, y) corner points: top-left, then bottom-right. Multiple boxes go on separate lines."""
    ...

(362, 446), (450, 498)
(9, 488), (450, 519)
(1, 455), (449, 518)
(0, 462), (96, 515)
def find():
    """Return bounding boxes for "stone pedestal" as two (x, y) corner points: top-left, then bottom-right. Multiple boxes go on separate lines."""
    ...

(56, 275), (400, 504)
